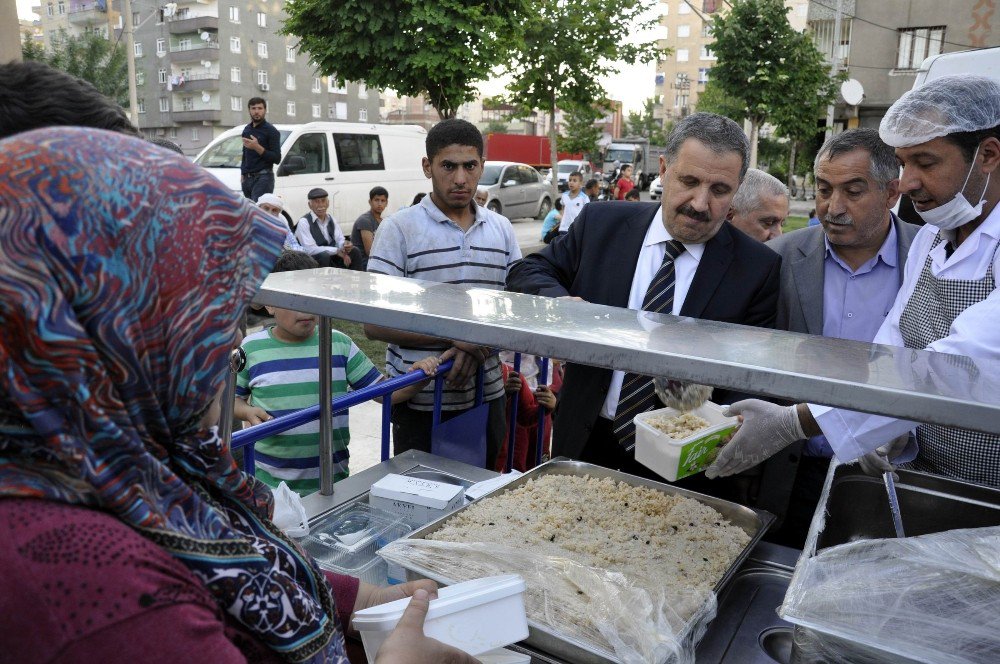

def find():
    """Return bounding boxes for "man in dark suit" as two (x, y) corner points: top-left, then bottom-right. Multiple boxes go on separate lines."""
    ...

(507, 113), (781, 473)
(764, 128), (921, 546)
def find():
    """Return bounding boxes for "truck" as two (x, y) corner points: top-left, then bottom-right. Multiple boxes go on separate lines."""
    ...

(602, 136), (666, 190)
(483, 133), (581, 170)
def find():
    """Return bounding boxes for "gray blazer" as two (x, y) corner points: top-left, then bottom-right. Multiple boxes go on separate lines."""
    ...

(766, 214), (921, 334)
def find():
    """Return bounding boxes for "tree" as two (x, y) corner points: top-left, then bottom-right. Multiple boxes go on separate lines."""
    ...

(559, 105), (605, 159)
(22, 29), (128, 108)
(502, 0), (664, 188)
(283, 0), (528, 119)
(709, 0), (840, 168)
(624, 98), (667, 146)
(695, 80), (746, 124)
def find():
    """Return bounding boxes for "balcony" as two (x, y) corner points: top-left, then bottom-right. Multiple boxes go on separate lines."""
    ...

(167, 14), (219, 34)
(170, 108), (221, 123)
(67, 3), (104, 24)
(168, 72), (220, 92)
(168, 41), (219, 63)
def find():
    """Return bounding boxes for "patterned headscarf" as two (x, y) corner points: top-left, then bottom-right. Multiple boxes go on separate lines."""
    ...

(0, 128), (348, 663)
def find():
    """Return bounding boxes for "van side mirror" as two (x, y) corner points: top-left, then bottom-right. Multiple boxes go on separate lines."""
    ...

(278, 155), (306, 176)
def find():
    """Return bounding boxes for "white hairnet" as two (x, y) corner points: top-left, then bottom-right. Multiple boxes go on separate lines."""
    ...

(879, 75), (1000, 148)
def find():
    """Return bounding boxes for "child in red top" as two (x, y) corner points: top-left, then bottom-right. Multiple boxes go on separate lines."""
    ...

(613, 164), (636, 200)
(495, 356), (562, 472)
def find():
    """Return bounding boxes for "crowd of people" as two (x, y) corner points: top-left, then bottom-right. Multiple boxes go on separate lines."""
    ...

(2, 58), (1000, 662)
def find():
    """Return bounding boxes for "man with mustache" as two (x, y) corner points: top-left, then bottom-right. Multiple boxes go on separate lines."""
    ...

(762, 129), (920, 546)
(366, 119), (521, 468)
(706, 75), (1000, 489)
(507, 113), (781, 475)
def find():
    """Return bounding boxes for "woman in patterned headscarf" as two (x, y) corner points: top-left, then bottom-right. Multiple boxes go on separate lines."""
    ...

(0, 128), (474, 664)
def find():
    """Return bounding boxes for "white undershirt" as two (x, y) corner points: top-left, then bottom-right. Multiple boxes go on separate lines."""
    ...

(600, 207), (705, 418)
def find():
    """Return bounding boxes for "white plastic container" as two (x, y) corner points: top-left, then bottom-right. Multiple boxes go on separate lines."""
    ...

(634, 401), (738, 481)
(477, 648), (532, 663)
(369, 473), (465, 528)
(352, 575), (529, 663)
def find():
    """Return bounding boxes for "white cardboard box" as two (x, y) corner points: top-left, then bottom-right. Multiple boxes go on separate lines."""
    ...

(369, 473), (465, 527)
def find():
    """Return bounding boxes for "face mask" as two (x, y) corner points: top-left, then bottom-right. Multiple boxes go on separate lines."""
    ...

(916, 144), (991, 230)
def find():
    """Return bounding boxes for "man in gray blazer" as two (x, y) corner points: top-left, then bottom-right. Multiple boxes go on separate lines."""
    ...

(765, 128), (921, 546)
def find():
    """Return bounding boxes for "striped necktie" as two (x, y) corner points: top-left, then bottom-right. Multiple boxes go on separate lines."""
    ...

(612, 239), (685, 449)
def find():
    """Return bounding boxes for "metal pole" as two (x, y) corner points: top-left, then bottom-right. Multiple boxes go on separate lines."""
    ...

(381, 395), (392, 462)
(535, 358), (550, 467)
(121, 0), (139, 126)
(219, 348), (244, 448)
(318, 316), (334, 496)
(825, 0), (844, 140)
(504, 353), (522, 473)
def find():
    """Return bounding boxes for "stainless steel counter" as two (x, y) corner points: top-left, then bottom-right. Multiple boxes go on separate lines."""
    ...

(256, 269), (1000, 434)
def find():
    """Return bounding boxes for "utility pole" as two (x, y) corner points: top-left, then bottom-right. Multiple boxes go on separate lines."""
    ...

(824, 0), (843, 140)
(122, 0), (139, 125)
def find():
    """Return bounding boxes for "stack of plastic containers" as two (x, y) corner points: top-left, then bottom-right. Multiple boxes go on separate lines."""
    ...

(298, 502), (412, 585)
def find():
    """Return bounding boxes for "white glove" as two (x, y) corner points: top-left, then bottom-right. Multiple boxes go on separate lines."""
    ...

(705, 399), (805, 479)
(857, 434), (911, 479)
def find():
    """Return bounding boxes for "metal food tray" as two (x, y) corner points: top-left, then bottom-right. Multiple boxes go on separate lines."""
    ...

(395, 459), (775, 664)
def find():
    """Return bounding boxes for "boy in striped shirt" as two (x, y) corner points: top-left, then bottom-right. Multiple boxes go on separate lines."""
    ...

(235, 251), (440, 495)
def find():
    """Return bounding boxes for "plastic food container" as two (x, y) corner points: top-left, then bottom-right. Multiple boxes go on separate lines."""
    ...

(298, 503), (411, 585)
(634, 401), (738, 481)
(477, 648), (532, 663)
(370, 473), (466, 528)
(352, 575), (529, 663)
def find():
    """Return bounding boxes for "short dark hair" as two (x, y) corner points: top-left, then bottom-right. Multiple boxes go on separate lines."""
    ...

(665, 112), (750, 180)
(411, 192), (427, 206)
(0, 61), (139, 140)
(815, 128), (898, 190)
(147, 136), (184, 154)
(555, 198), (564, 211)
(569, 171), (582, 180)
(426, 118), (483, 160)
(624, 189), (641, 201)
(273, 250), (319, 273)
(248, 97), (267, 109)
(944, 124), (1000, 163)
(369, 186), (388, 199)
(585, 178), (599, 190)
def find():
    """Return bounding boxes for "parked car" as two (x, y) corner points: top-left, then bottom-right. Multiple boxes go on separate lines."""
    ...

(479, 161), (553, 220)
(556, 159), (595, 191)
(649, 175), (663, 201)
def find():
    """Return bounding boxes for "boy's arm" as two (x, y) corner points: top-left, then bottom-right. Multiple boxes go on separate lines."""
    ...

(388, 355), (441, 403)
(234, 397), (273, 425)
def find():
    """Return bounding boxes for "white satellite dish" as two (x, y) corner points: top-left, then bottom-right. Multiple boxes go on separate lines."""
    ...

(202, 60), (211, 69)
(841, 79), (864, 106)
(200, 31), (210, 41)
(201, 92), (211, 103)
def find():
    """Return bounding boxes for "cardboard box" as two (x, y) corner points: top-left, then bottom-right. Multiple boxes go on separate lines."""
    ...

(370, 473), (465, 527)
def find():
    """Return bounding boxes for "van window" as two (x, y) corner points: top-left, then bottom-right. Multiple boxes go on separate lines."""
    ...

(282, 132), (328, 174)
(332, 133), (385, 171)
(195, 130), (291, 168)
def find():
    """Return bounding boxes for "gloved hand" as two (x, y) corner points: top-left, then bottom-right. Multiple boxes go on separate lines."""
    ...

(705, 399), (805, 479)
(654, 378), (713, 412)
(857, 434), (911, 480)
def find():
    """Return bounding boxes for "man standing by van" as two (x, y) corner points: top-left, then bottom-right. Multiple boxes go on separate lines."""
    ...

(241, 97), (281, 202)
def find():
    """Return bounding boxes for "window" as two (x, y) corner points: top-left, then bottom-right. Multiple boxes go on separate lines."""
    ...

(180, 66), (192, 79)
(359, 108), (368, 121)
(357, 83), (368, 99)
(257, 70), (268, 86)
(287, 101), (296, 116)
(701, 23), (712, 38)
(328, 77), (346, 94)
(134, 42), (143, 57)
(675, 92), (689, 108)
(676, 48), (689, 62)
(159, 97), (169, 112)
(257, 12), (266, 27)
(132, 11), (139, 26)
(312, 77), (322, 93)
(231, 96), (242, 111)
(177, 38), (191, 50)
(698, 67), (711, 84)
(191, 127), (199, 141)
(677, 24), (690, 38)
(158, 68), (167, 83)
(286, 73), (296, 90)
(258, 42), (268, 58)
(137, 99), (146, 114)
(282, 133), (329, 175)
(228, 6), (239, 23)
(230, 37), (241, 53)
(700, 45), (716, 60)
(182, 97), (193, 111)
(46, 3), (53, 17)
(231, 66), (241, 83)
(517, 166), (539, 184)
(169, 127), (178, 139)
(312, 103), (322, 118)
(702, 0), (718, 12)
(57, 0), (64, 15)
(156, 38), (165, 56)
(136, 70), (145, 85)
(335, 101), (347, 119)
(662, 2), (668, 15)
(286, 46), (295, 63)
(678, 1), (690, 13)
(896, 26), (945, 70)
(332, 133), (384, 171)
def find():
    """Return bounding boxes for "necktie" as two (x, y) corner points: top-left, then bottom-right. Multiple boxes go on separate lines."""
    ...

(612, 239), (685, 449)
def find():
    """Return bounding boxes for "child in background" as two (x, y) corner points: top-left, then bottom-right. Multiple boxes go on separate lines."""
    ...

(494, 353), (561, 472)
(236, 251), (441, 495)
(541, 198), (563, 244)
(624, 189), (641, 202)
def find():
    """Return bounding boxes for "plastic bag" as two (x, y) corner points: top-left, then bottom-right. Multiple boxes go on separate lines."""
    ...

(780, 526), (1000, 663)
(271, 481), (309, 537)
(379, 539), (716, 664)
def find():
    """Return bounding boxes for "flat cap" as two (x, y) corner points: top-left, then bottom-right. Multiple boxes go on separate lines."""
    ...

(307, 187), (329, 200)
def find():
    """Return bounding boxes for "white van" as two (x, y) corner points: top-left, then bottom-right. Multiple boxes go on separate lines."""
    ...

(194, 122), (428, 230)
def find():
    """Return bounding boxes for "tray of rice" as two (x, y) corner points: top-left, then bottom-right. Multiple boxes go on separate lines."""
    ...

(634, 402), (739, 482)
(383, 460), (774, 663)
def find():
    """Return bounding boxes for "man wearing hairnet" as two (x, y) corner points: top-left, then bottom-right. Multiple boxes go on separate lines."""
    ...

(706, 75), (1000, 488)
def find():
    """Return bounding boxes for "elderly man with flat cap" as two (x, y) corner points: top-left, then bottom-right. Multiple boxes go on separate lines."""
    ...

(294, 187), (364, 270)
(706, 75), (1000, 489)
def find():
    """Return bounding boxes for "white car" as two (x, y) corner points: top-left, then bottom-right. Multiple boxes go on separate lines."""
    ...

(649, 176), (663, 201)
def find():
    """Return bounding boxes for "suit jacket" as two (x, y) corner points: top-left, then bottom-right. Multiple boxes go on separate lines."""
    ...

(766, 213), (920, 335)
(506, 201), (782, 458)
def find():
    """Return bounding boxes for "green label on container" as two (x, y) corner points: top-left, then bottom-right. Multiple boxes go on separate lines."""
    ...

(676, 426), (737, 480)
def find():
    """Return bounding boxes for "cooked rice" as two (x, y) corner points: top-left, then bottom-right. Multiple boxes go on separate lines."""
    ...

(647, 412), (712, 439)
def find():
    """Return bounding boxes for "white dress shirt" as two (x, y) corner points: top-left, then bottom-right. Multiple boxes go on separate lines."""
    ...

(810, 203), (1000, 461)
(600, 208), (705, 418)
(295, 212), (345, 255)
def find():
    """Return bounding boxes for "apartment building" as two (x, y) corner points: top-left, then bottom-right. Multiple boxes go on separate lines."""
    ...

(32, 0), (380, 155)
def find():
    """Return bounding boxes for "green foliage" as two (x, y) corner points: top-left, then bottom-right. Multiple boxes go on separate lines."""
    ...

(483, 119), (511, 134)
(22, 29), (128, 107)
(558, 105), (604, 158)
(282, 0), (529, 119)
(695, 80), (745, 123)
(625, 98), (666, 146)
